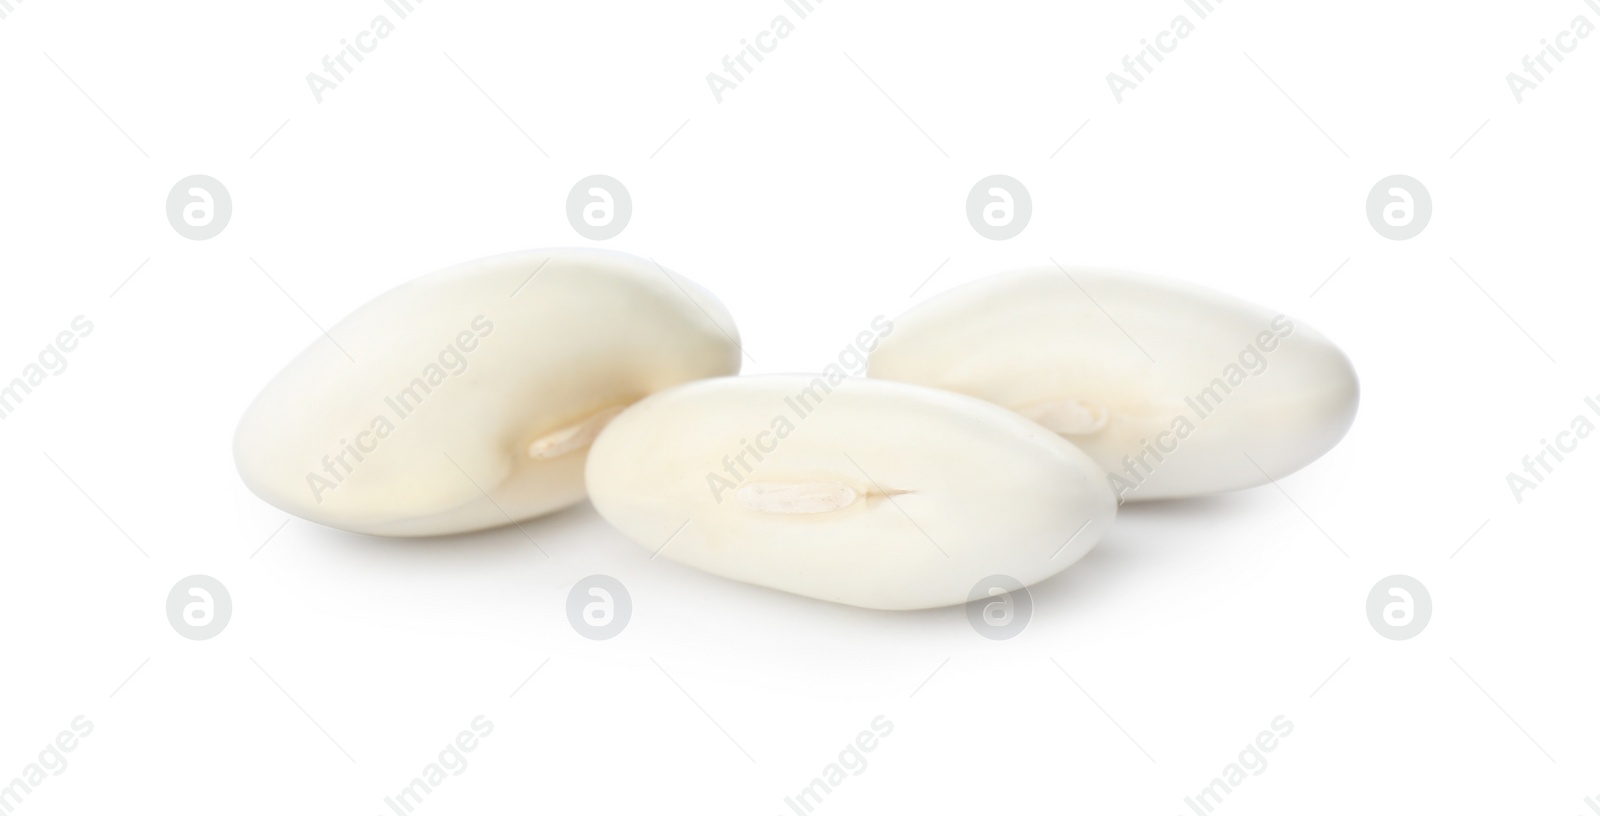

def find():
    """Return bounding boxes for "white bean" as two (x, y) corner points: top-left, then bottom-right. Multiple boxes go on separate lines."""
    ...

(868, 268), (1359, 501)
(585, 375), (1116, 610)
(234, 250), (741, 536)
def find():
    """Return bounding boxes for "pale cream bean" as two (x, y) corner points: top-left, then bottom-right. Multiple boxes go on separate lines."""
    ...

(868, 268), (1359, 501)
(234, 249), (742, 536)
(584, 375), (1116, 610)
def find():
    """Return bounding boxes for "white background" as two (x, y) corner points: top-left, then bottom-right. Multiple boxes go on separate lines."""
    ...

(2, 0), (1598, 813)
